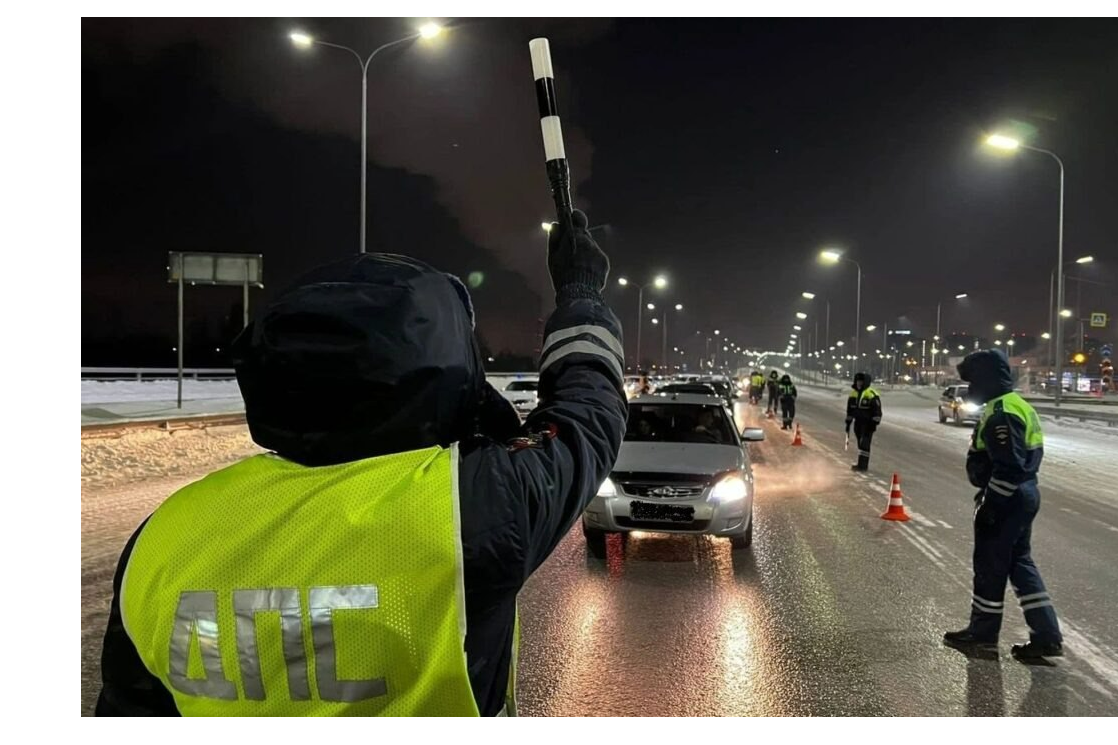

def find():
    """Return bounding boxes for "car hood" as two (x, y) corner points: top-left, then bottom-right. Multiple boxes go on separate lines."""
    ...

(613, 441), (745, 475)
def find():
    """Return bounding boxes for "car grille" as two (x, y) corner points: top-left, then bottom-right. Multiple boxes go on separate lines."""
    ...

(613, 472), (709, 499)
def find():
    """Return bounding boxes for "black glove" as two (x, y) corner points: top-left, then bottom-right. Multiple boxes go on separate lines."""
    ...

(965, 458), (992, 487)
(844, 418), (852, 434)
(547, 209), (609, 302)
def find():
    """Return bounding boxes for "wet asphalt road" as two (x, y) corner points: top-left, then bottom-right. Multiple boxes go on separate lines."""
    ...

(515, 386), (1118, 716)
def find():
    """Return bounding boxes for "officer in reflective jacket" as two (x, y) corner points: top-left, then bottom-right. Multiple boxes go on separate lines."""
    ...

(778, 374), (797, 430)
(95, 210), (628, 716)
(943, 349), (1063, 659)
(845, 372), (881, 471)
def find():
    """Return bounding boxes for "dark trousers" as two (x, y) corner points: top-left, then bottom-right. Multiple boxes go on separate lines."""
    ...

(767, 388), (778, 411)
(780, 398), (795, 427)
(853, 421), (874, 468)
(968, 483), (1062, 644)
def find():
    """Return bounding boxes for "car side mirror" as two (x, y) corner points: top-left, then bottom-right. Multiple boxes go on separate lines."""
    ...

(741, 427), (765, 442)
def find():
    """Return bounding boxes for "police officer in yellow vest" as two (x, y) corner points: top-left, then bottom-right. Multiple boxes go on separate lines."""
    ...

(944, 349), (1063, 659)
(778, 374), (797, 430)
(95, 210), (628, 716)
(749, 370), (765, 405)
(845, 371), (882, 471)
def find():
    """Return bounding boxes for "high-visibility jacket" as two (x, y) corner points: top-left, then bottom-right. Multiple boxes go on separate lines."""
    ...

(846, 387), (882, 426)
(966, 392), (1044, 497)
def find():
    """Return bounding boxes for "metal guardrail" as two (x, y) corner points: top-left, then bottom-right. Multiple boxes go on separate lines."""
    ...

(81, 367), (237, 381)
(1023, 395), (1117, 407)
(1034, 406), (1118, 427)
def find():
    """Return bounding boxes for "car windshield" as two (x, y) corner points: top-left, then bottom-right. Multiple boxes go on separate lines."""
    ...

(505, 381), (538, 392)
(626, 403), (736, 445)
(956, 386), (970, 399)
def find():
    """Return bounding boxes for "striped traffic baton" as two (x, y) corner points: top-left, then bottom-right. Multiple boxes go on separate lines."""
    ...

(529, 38), (574, 232)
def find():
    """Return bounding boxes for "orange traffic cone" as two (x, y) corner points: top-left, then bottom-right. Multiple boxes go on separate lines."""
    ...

(791, 423), (804, 446)
(881, 473), (911, 521)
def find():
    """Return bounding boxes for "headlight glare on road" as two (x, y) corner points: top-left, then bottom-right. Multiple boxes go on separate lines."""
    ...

(598, 477), (618, 497)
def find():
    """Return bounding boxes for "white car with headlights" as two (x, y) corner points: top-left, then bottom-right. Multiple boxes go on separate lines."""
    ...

(582, 393), (764, 557)
(938, 384), (984, 425)
(500, 378), (539, 418)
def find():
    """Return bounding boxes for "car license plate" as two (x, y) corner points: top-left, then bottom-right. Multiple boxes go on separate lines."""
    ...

(630, 500), (695, 523)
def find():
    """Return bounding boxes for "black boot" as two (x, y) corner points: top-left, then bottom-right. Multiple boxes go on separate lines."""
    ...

(944, 629), (998, 650)
(1011, 641), (1063, 660)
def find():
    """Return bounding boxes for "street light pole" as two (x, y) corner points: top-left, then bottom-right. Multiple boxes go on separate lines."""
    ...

(1051, 147), (1066, 406)
(636, 285), (644, 371)
(883, 324), (888, 380)
(931, 293), (966, 383)
(662, 309), (667, 370)
(618, 275), (667, 371)
(986, 136), (1066, 404)
(291, 27), (442, 254)
(826, 300), (831, 351)
(935, 302), (941, 359)
(814, 332), (820, 384)
(1047, 256), (1094, 377)
(819, 251), (861, 358)
(660, 304), (683, 371)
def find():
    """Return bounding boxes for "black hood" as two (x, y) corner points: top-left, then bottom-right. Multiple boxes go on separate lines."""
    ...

(957, 349), (1013, 404)
(780, 374), (792, 384)
(851, 371), (872, 390)
(769, 370), (779, 379)
(232, 253), (485, 466)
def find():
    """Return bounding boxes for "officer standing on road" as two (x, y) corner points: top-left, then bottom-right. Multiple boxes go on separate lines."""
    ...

(766, 370), (780, 416)
(778, 373), (798, 430)
(749, 370), (765, 405)
(95, 210), (628, 716)
(845, 371), (882, 471)
(944, 349), (1063, 659)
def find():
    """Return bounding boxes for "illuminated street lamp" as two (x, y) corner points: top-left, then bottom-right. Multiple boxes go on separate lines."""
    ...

(617, 274), (669, 368)
(820, 249), (862, 357)
(796, 312), (808, 320)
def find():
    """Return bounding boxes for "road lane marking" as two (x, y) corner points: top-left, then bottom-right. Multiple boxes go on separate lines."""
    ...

(937, 520), (953, 529)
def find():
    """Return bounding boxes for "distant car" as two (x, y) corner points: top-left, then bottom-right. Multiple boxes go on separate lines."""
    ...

(655, 382), (720, 398)
(624, 375), (655, 399)
(623, 376), (641, 398)
(582, 393), (764, 557)
(702, 379), (737, 407)
(501, 379), (539, 417)
(938, 384), (984, 425)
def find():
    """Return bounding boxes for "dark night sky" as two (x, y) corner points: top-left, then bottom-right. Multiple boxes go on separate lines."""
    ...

(82, 18), (1118, 367)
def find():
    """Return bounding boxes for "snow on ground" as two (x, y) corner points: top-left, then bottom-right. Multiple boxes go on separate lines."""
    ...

(82, 379), (242, 404)
(82, 424), (261, 490)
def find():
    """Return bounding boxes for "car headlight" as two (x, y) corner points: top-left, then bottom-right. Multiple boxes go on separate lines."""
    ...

(962, 402), (980, 413)
(597, 477), (618, 497)
(710, 473), (748, 504)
